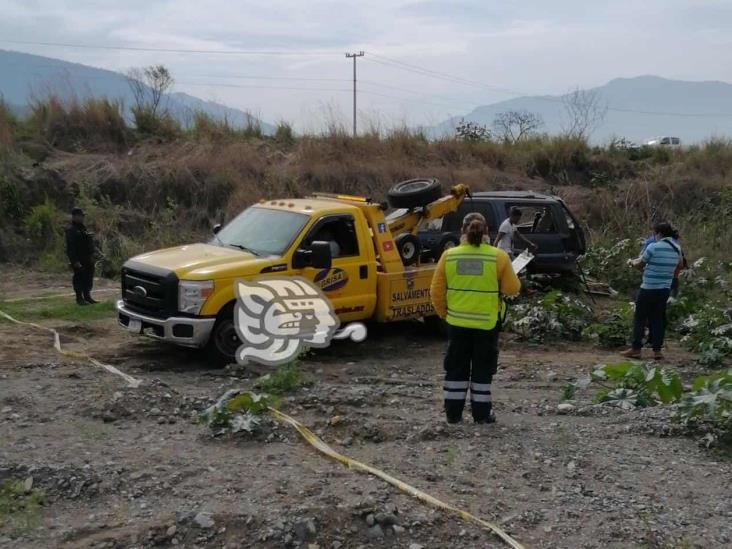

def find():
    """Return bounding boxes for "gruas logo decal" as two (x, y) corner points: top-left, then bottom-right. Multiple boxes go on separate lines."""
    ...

(313, 268), (348, 292)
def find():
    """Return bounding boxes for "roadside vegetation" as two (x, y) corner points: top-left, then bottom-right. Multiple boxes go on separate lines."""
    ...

(0, 478), (45, 534)
(0, 295), (115, 323)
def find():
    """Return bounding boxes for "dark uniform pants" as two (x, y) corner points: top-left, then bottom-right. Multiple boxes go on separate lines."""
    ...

(72, 261), (95, 297)
(443, 324), (499, 421)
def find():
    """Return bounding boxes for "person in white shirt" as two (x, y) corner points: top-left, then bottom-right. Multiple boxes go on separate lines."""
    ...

(494, 207), (538, 258)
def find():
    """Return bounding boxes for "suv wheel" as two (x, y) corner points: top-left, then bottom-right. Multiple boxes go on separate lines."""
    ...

(387, 178), (442, 209)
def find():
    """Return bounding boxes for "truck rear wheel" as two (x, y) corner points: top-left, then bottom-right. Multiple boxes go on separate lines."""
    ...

(206, 303), (240, 367)
(395, 233), (422, 266)
(387, 178), (442, 209)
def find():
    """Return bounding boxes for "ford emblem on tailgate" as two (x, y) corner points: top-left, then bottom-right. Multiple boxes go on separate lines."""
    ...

(132, 285), (147, 298)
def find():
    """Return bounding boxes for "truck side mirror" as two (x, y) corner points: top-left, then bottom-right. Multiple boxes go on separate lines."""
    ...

(212, 223), (222, 235)
(293, 241), (332, 270)
(310, 241), (332, 269)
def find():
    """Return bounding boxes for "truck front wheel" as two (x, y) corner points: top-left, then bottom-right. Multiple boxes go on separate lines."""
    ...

(207, 303), (241, 367)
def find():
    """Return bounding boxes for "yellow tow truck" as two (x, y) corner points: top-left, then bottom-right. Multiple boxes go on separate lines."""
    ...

(117, 179), (470, 363)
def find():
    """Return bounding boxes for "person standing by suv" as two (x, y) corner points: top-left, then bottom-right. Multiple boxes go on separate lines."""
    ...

(65, 207), (98, 306)
(494, 207), (538, 258)
(622, 222), (682, 360)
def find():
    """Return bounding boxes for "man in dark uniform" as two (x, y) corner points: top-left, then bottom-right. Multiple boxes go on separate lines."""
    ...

(65, 207), (98, 306)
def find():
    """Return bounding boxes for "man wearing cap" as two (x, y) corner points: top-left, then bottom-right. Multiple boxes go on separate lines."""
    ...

(65, 207), (97, 305)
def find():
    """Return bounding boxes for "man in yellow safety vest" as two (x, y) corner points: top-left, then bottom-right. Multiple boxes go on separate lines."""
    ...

(430, 212), (521, 424)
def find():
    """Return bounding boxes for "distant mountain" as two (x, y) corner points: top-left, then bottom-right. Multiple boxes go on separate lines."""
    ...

(431, 75), (732, 144)
(0, 49), (274, 133)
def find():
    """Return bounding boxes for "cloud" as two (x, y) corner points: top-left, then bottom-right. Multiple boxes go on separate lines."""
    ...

(0, 0), (730, 128)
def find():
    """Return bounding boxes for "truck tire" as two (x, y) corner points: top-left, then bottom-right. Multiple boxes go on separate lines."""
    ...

(206, 303), (240, 368)
(387, 178), (442, 209)
(434, 234), (460, 260)
(395, 233), (422, 266)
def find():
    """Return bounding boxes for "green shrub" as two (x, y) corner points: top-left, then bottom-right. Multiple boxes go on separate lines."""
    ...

(677, 369), (732, 441)
(585, 302), (633, 348)
(24, 198), (62, 251)
(240, 115), (264, 140)
(132, 105), (180, 139)
(506, 289), (594, 342)
(580, 238), (642, 295)
(274, 121), (295, 145)
(255, 360), (308, 395)
(190, 110), (235, 141)
(0, 479), (45, 532)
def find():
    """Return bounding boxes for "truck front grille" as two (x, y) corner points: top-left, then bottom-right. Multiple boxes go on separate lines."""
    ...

(121, 264), (178, 319)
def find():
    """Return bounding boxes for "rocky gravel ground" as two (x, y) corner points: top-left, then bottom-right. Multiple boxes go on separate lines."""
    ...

(1, 275), (731, 548)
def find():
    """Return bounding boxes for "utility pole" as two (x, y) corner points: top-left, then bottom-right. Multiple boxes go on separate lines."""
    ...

(345, 51), (364, 137)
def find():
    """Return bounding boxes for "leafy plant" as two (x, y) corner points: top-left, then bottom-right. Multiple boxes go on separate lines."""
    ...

(574, 361), (683, 408)
(507, 289), (594, 342)
(255, 360), (308, 395)
(579, 238), (641, 294)
(199, 390), (279, 434)
(676, 370), (731, 437)
(585, 302), (633, 348)
(679, 303), (732, 368)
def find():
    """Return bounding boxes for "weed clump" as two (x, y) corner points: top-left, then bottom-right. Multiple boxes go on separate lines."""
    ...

(255, 361), (309, 396)
(0, 479), (45, 533)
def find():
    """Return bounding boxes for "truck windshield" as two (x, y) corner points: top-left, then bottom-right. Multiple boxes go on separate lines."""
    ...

(212, 207), (309, 257)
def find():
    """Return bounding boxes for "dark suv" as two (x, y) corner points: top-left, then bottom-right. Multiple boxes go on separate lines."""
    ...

(418, 191), (586, 273)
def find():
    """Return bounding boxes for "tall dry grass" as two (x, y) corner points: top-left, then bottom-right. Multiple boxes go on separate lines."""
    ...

(29, 95), (129, 150)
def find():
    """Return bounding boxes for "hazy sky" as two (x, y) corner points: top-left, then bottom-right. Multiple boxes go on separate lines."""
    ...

(1, 0), (731, 129)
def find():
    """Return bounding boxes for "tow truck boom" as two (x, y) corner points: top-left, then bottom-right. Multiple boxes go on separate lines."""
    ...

(386, 183), (471, 238)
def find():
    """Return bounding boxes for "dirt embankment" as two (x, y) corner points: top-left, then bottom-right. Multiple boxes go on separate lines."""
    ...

(1, 269), (730, 549)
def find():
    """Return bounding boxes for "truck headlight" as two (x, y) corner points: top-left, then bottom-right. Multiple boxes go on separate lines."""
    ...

(178, 280), (214, 314)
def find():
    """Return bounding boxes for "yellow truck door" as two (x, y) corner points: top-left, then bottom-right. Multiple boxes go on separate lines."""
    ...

(294, 211), (378, 322)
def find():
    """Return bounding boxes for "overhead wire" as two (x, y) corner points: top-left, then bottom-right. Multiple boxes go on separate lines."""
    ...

(0, 39), (340, 56)
(365, 51), (732, 118)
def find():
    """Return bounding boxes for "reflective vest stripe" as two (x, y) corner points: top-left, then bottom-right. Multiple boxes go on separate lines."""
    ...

(446, 287), (499, 293)
(446, 256), (497, 262)
(447, 309), (494, 320)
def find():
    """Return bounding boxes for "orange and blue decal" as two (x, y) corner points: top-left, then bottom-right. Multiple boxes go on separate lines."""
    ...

(314, 268), (349, 292)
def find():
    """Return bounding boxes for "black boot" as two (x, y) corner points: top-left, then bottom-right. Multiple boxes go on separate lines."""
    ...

(76, 295), (89, 306)
(84, 293), (99, 304)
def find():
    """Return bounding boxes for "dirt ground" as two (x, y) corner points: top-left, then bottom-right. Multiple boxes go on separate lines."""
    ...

(1, 269), (731, 549)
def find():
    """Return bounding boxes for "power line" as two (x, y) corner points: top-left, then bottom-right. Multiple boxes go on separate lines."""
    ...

(0, 39), (339, 56)
(179, 82), (351, 93)
(360, 80), (480, 108)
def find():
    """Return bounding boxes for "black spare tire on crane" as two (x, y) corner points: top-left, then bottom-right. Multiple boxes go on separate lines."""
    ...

(387, 178), (442, 209)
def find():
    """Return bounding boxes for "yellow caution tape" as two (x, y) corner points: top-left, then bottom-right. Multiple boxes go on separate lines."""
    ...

(0, 309), (141, 388)
(269, 408), (526, 549)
